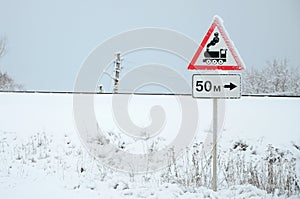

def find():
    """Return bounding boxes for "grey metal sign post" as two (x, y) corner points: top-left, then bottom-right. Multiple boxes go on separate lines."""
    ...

(212, 98), (218, 191)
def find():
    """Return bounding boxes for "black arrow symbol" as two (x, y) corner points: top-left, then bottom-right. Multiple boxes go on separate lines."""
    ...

(224, 82), (237, 90)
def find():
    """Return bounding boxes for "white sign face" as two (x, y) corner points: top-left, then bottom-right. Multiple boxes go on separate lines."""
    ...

(192, 74), (241, 99)
(194, 26), (237, 67)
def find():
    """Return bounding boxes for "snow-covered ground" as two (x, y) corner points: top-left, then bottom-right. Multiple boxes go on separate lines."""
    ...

(0, 93), (299, 198)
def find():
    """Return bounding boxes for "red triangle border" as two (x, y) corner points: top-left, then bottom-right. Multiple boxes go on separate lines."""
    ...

(188, 16), (245, 70)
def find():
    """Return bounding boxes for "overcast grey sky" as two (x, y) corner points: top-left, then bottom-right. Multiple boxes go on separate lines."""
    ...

(0, 0), (299, 91)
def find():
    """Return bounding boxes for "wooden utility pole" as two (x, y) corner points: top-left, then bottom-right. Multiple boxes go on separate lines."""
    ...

(113, 52), (121, 93)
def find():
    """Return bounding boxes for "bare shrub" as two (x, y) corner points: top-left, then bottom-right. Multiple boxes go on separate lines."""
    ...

(160, 140), (300, 197)
(0, 38), (22, 91)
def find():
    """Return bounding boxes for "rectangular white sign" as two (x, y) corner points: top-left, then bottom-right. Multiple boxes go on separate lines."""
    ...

(192, 74), (241, 99)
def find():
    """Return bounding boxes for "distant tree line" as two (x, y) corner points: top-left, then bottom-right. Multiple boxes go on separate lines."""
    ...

(0, 38), (21, 91)
(1, 36), (300, 95)
(242, 59), (300, 95)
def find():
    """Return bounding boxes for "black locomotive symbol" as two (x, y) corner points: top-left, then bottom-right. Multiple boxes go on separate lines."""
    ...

(203, 32), (227, 65)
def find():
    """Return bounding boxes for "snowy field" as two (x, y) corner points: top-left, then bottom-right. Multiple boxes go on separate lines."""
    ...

(0, 93), (299, 198)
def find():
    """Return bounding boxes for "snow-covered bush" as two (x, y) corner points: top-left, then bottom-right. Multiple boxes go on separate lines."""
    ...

(243, 59), (300, 95)
(160, 140), (300, 197)
(1, 131), (299, 198)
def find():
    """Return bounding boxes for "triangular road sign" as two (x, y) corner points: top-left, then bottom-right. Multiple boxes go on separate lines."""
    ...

(188, 16), (245, 70)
